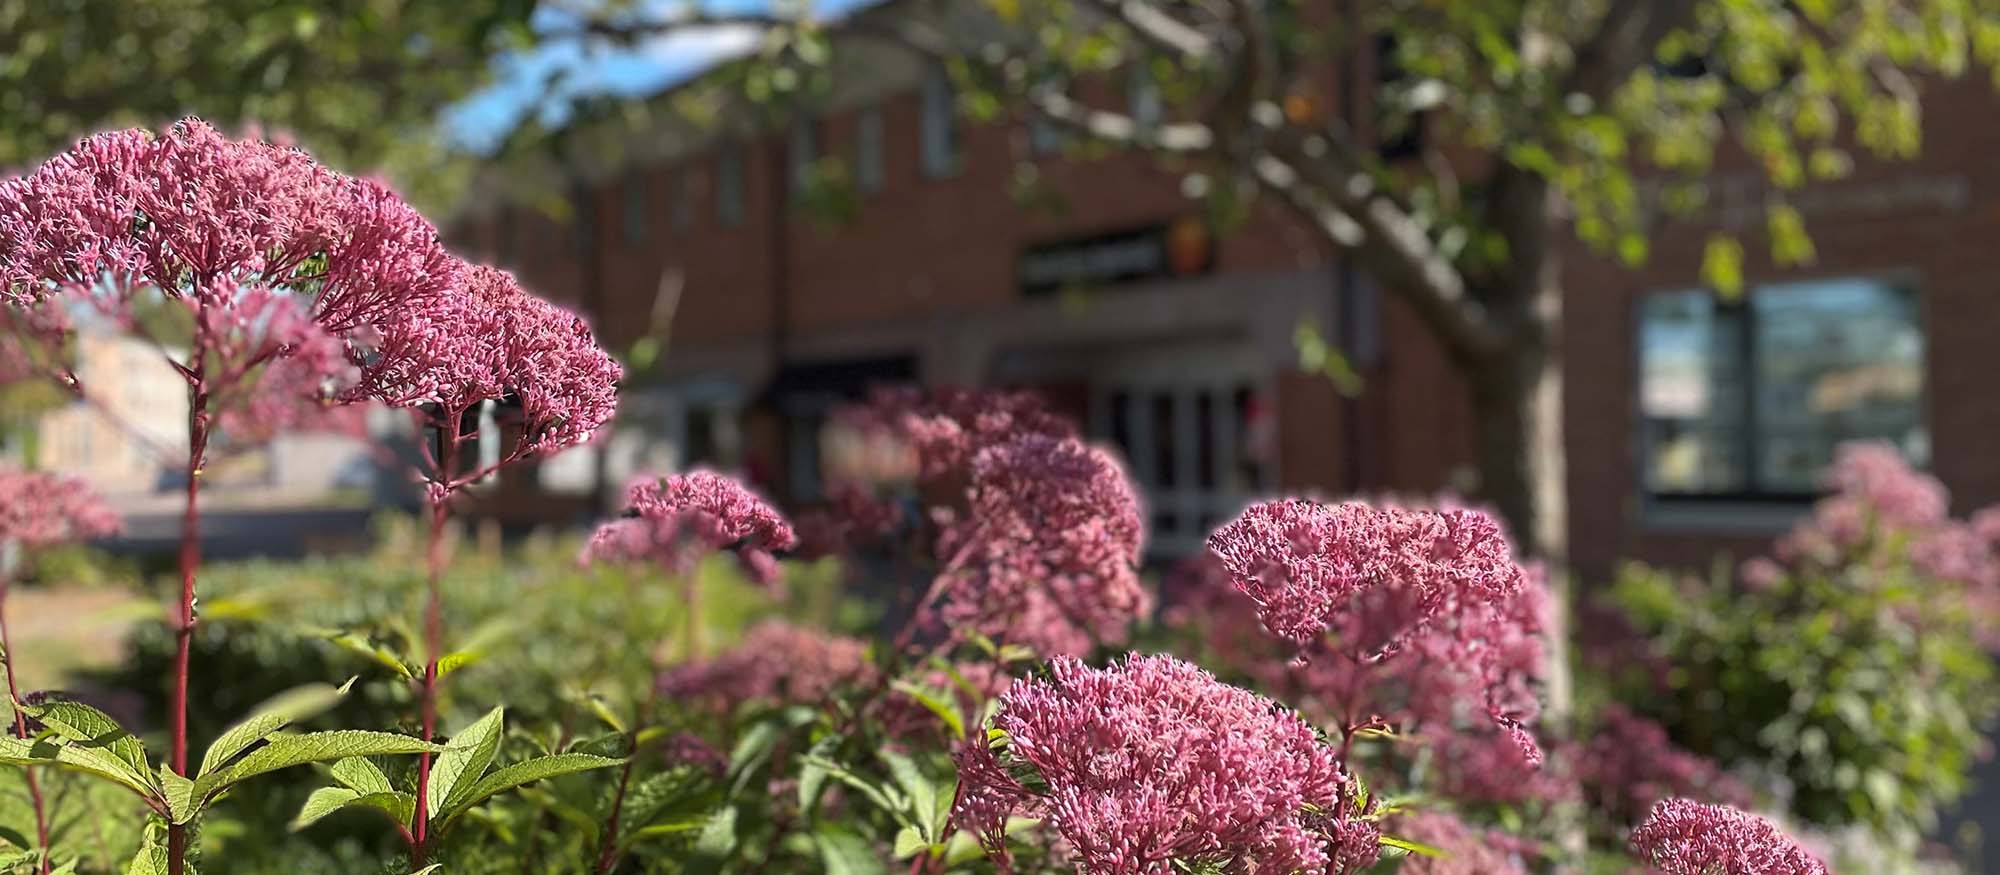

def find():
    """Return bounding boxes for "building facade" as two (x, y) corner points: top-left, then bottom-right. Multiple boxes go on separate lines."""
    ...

(448, 39), (2000, 581)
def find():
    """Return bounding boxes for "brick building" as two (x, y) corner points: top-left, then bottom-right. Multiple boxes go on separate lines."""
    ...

(446, 29), (1998, 580)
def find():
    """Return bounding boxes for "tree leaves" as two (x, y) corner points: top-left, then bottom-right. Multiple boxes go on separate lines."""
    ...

(23, 699), (152, 790)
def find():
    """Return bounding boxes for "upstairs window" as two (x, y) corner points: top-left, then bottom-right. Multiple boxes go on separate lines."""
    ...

(1639, 277), (1925, 502)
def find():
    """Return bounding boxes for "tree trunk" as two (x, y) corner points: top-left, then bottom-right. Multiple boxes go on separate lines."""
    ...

(1466, 274), (1586, 871)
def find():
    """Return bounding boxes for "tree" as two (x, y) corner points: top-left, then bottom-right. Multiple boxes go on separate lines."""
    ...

(0, 0), (533, 207)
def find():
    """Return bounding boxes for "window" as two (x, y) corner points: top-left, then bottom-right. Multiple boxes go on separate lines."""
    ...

(1127, 66), (1162, 130)
(788, 116), (820, 200)
(920, 69), (960, 178)
(621, 169), (648, 246)
(671, 167), (698, 231)
(1375, 33), (1424, 159)
(1639, 277), (1925, 502)
(854, 107), (885, 193)
(1094, 378), (1275, 555)
(716, 146), (745, 227)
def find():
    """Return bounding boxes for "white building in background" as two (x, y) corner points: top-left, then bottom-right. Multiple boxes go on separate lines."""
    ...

(33, 330), (387, 503)
(35, 333), (187, 496)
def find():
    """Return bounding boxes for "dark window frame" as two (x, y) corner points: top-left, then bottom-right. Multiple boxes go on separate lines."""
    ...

(1635, 275), (1926, 505)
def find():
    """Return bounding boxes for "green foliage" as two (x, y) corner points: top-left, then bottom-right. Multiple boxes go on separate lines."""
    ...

(1603, 555), (1999, 846)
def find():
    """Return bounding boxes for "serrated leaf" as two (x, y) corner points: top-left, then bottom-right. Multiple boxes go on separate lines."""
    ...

(199, 678), (357, 778)
(291, 787), (360, 831)
(691, 805), (737, 863)
(24, 699), (152, 788)
(160, 767), (195, 823)
(435, 754), (621, 828)
(197, 731), (438, 802)
(122, 845), (167, 875)
(24, 737), (155, 798)
(617, 766), (709, 843)
(891, 825), (926, 859)
(407, 866), (441, 875)
(431, 706), (505, 819)
(330, 757), (394, 795)
(815, 827), (886, 875)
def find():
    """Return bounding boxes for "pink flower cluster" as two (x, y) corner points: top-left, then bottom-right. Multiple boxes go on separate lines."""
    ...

(0, 119), (455, 378)
(1206, 498), (1524, 650)
(1388, 811), (1532, 875)
(656, 620), (873, 710)
(0, 465), (121, 548)
(1575, 706), (1751, 826)
(952, 653), (1378, 875)
(934, 432), (1149, 656)
(585, 471), (797, 586)
(793, 481), (904, 560)
(356, 265), (620, 465)
(1629, 799), (1829, 875)
(863, 386), (1074, 486)
(1202, 497), (1542, 762)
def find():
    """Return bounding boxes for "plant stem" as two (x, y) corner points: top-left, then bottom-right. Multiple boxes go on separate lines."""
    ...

(593, 757), (637, 875)
(412, 421), (459, 865)
(168, 360), (209, 875)
(0, 570), (53, 875)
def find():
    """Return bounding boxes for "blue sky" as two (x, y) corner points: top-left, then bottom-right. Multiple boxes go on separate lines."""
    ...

(444, 0), (880, 153)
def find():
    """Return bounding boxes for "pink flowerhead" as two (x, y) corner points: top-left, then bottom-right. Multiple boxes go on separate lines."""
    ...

(0, 118), (456, 363)
(933, 433), (1148, 656)
(854, 386), (1074, 485)
(1629, 799), (1830, 875)
(952, 653), (1377, 875)
(585, 470), (797, 586)
(0, 466), (121, 547)
(1388, 811), (1532, 875)
(793, 481), (904, 560)
(656, 620), (872, 710)
(1206, 498), (1525, 650)
(1575, 706), (1752, 826)
(354, 264), (620, 465)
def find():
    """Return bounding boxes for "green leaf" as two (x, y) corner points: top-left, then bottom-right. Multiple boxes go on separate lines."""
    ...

(689, 806), (738, 871)
(160, 767), (195, 824)
(815, 827), (887, 875)
(199, 678), (357, 778)
(880, 749), (940, 841)
(24, 698), (152, 788)
(1701, 234), (1746, 300)
(888, 681), (963, 738)
(435, 753), (622, 827)
(23, 737), (156, 798)
(197, 731), (439, 802)
(291, 787), (360, 831)
(431, 706), (505, 819)
(407, 866), (442, 875)
(797, 755), (900, 817)
(891, 825), (927, 859)
(308, 627), (415, 679)
(1379, 833), (1445, 858)
(122, 844), (168, 875)
(330, 757), (394, 796)
(797, 735), (841, 815)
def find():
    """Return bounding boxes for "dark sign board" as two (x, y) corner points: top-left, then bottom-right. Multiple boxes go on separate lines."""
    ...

(1017, 217), (1215, 296)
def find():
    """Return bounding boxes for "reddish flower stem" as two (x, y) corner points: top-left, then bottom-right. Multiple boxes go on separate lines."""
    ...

(412, 419), (459, 865)
(1, 577), (53, 875)
(168, 359), (210, 875)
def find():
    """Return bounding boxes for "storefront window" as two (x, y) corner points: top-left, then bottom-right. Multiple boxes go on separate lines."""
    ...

(1639, 277), (1925, 501)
